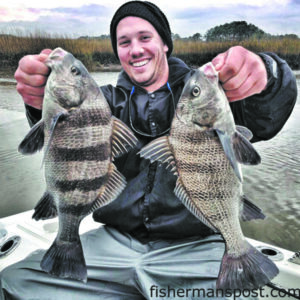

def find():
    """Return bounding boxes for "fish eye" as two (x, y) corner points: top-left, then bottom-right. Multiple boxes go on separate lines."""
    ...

(192, 86), (201, 97)
(71, 66), (81, 76)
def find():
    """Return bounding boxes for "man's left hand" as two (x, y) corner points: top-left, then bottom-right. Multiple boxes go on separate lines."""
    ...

(212, 46), (267, 102)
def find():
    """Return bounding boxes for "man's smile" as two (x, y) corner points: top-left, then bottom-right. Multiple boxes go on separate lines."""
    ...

(131, 59), (151, 68)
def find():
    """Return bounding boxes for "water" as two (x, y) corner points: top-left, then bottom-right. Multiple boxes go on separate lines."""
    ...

(0, 70), (299, 252)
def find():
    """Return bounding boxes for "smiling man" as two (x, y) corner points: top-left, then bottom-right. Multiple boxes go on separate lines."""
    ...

(0, 1), (297, 299)
(116, 16), (169, 91)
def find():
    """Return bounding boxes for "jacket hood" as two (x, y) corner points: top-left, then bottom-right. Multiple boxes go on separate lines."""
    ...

(116, 56), (191, 91)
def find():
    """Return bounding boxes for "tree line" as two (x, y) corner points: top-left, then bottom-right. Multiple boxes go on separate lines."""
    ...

(79, 21), (299, 42)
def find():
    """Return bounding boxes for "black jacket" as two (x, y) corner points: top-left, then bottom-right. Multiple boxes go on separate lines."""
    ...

(25, 54), (297, 242)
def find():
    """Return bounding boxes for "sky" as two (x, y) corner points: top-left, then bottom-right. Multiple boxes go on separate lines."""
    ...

(0, 0), (299, 38)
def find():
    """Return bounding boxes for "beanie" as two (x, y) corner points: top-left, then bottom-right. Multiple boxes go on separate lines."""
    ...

(110, 1), (173, 59)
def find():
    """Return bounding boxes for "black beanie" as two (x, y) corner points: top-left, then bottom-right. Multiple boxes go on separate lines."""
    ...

(110, 1), (173, 59)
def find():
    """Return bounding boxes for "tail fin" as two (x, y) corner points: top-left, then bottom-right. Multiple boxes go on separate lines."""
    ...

(217, 243), (279, 290)
(41, 237), (87, 283)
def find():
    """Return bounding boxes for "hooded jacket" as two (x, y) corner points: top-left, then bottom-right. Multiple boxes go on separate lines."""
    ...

(25, 54), (297, 242)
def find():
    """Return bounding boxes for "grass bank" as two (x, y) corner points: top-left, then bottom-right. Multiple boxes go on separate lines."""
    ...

(0, 34), (299, 71)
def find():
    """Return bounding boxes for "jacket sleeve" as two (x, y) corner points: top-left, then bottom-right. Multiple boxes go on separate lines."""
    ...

(230, 52), (297, 143)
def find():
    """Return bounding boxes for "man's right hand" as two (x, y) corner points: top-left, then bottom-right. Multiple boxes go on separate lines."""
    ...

(14, 49), (52, 110)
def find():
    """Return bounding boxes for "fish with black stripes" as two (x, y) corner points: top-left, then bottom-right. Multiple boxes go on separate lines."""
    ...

(139, 62), (279, 290)
(18, 47), (138, 282)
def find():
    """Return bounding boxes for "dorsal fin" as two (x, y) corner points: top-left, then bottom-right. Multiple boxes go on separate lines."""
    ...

(89, 163), (126, 213)
(138, 136), (178, 175)
(111, 117), (138, 159)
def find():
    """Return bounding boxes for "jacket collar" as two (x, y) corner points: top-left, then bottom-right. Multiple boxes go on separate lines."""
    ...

(116, 56), (190, 92)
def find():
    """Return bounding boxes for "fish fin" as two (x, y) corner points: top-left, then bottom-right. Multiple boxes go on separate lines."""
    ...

(18, 120), (45, 154)
(217, 242), (279, 290)
(232, 131), (261, 165)
(174, 178), (217, 232)
(89, 164), (126, 213)
(236, 125), (253, 141)
(41, 237), (87, 283)
(111, 117), (138, 159)
(42, 112), (67, 166)
(32, 191), (57, 221)
(138, 136), (178, 175)
(216, 129), (243, 182)
(241, 195), (265, 221)
(41, 212), (87, 282)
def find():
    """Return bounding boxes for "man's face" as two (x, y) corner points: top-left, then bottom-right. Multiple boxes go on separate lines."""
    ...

(116, 16), (169, 91)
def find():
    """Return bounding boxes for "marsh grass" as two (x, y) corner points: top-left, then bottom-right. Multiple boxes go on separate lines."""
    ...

(0, 33), (299, 70)
(173, 39), (300, 69)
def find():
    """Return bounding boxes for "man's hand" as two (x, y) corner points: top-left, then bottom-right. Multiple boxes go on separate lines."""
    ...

(212, 46), (267, 102)
(14, 49), (52, 110)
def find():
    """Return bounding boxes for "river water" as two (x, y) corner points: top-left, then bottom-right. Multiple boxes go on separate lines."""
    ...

(0, 70), (299, 252)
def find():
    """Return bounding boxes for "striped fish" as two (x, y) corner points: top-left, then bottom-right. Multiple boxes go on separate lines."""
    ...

(139, 63), (278, 290)
(18, 48), (137, 282)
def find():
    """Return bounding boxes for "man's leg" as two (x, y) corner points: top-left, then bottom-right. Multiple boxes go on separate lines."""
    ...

(135, 234), (257, 300)
(0, 226), (146, 300)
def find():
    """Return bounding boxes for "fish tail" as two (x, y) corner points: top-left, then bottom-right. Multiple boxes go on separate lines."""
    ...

(41, 212), (87, 282)
(32, 191), (57, 221)
(41, 237), (87, 283)
(217, 242), (279, 290)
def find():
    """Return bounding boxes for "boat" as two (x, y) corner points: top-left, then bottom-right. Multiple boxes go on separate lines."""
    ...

(0, 210), (299, 299)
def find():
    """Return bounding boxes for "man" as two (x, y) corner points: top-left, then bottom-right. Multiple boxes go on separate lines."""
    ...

(0, 1), (297, 299)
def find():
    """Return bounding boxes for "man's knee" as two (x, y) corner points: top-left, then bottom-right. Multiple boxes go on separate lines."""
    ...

(0, 264), (27, 299)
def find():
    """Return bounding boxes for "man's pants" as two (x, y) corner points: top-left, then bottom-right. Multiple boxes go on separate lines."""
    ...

(0, 225), (254, 300)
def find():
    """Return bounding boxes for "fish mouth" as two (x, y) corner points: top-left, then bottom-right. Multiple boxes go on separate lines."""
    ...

(45, 48), (68, 67)
(193, 120), (212, 129)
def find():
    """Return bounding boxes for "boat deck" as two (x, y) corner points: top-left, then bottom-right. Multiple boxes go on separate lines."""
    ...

(0, 210), (299, 299)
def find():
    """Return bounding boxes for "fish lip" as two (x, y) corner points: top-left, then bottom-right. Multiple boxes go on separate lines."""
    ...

(45, 47), (68, 67)
(193, 121), (212, 129)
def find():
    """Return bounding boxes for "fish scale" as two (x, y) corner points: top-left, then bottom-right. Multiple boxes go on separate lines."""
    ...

(139, 62), (278, 290)
(45, 108), (111, 207)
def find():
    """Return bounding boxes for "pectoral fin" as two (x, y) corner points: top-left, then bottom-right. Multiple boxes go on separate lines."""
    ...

(236, 125), (253, 141)
(216, 129), (243, 182)
(18, 120), (45, 154)
(42, 111), (68, 166)
(232, 131), (261, 165)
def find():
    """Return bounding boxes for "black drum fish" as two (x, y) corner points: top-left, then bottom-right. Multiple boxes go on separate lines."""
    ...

(139, 62), (278, 290)
(18, 48), (137, 282)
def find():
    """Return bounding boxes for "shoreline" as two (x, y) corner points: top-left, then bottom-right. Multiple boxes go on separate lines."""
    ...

(90, 63), (122, 72)
(1, 64), (300, 81)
